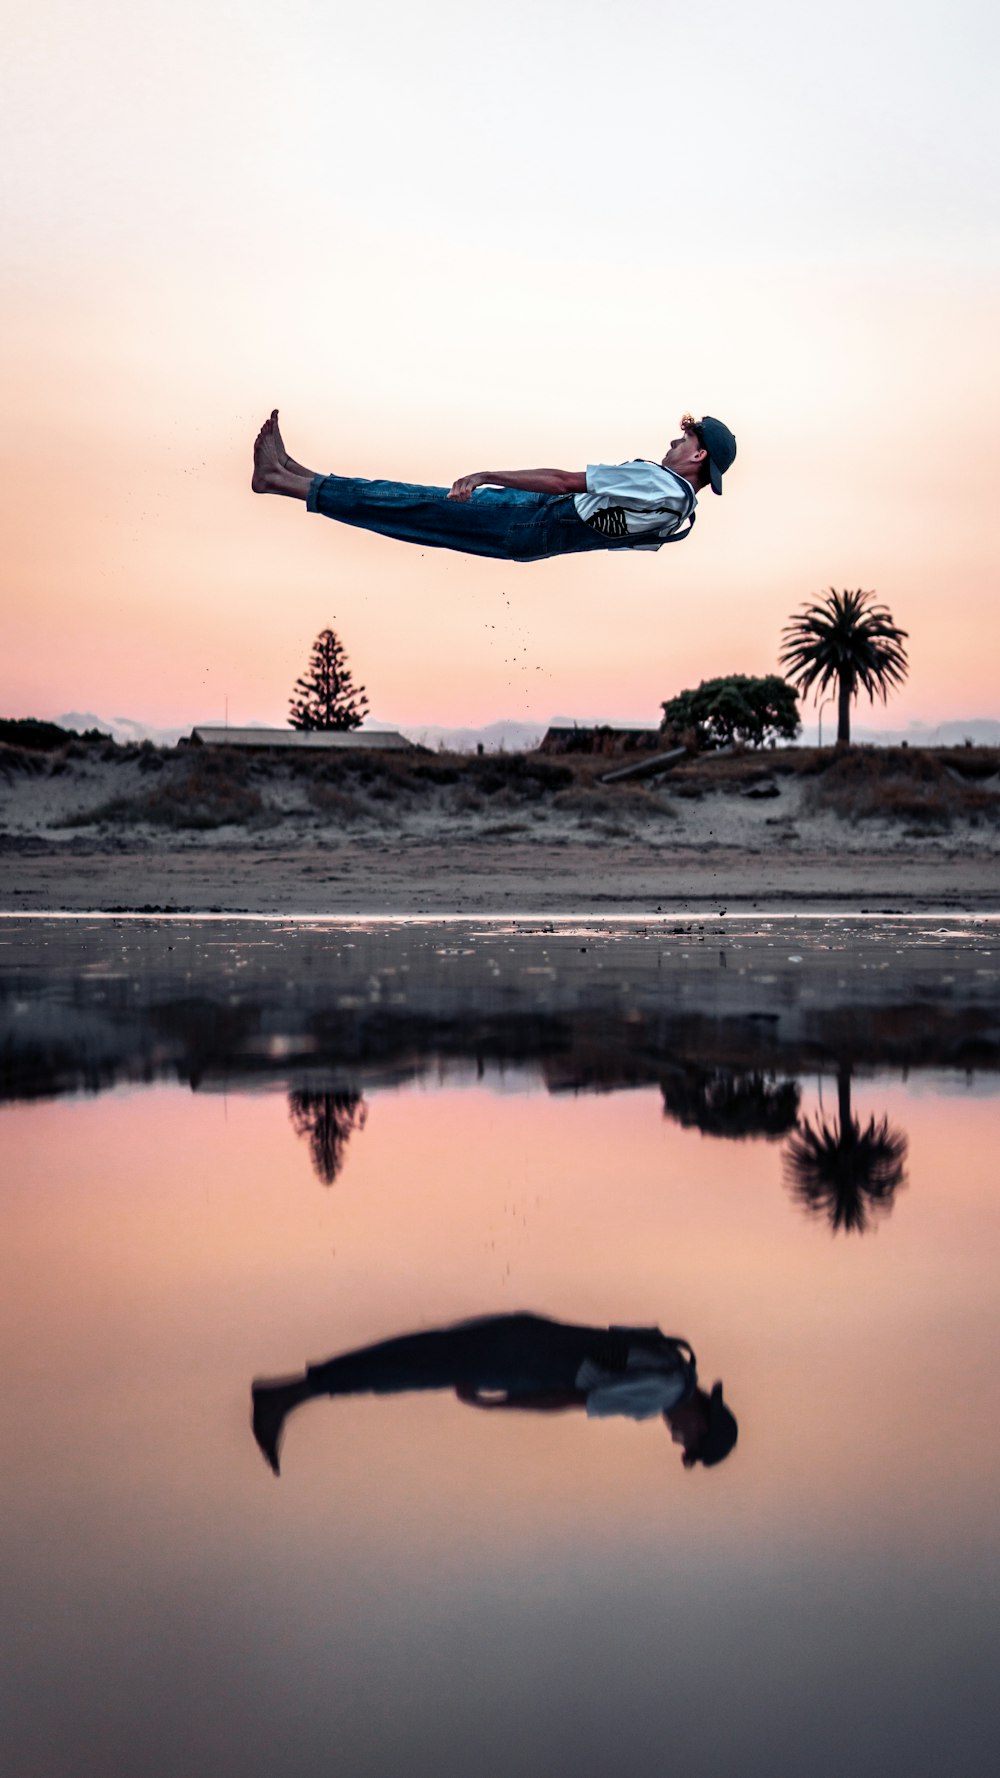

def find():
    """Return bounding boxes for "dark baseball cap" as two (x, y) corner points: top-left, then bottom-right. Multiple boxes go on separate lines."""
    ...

(700, 416), (737, 495)
(695, 1381), (738, 1467)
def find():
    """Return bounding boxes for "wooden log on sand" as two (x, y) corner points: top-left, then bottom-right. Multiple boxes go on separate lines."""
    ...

(598, 746), (687, 784)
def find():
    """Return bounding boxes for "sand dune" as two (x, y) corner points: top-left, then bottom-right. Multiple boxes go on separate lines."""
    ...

(1, 741), (998, 913)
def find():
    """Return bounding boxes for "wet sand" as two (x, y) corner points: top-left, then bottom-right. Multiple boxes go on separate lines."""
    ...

(2, 837), (998, 915)
(4, 908), (998, 1077)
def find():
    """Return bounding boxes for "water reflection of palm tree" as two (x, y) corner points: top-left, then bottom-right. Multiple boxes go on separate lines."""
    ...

(288, 1089), (368, 1185)
(661, 1067), (800, 1141)
(783, 1067), (908, 1234)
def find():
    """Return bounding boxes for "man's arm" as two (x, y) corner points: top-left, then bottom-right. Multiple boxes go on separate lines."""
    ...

(448, 468), (587, 502)
(455, 1383), (584, 1411)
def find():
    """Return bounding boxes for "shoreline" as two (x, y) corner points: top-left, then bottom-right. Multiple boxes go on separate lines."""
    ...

(5, 908), (999, 924)
(5, 911), (999, 1106)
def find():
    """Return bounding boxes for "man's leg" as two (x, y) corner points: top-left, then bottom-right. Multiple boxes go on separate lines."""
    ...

(251, 1322), (500, 1475)
(250, 1313), (592, 1474)
(252, 411), (581, 560)
(305, 475), (551, 558)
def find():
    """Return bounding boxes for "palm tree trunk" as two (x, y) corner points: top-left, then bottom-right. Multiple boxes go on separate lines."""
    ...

(837, 677), (851, 745)
(837, 1066), (852, 1134)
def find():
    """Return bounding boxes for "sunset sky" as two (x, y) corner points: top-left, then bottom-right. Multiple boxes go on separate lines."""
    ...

(5, 1), (998, 735)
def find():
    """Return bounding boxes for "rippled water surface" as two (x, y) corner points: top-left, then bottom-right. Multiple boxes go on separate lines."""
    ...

(2, 916), (998, 1778)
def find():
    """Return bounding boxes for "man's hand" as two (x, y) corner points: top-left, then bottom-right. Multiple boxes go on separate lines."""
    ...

(448, 468), (587, 500)
(454, 1384), (584, 1412)
(448, 472), (491, 502)
(455, 1382), (510, 1406)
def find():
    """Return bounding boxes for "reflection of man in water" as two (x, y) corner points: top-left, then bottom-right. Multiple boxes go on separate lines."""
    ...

(251, 1312), (737, 1477)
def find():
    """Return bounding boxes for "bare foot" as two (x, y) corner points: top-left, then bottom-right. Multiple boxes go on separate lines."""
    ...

(252, 411), (315, 498)
(251, 1379), (296, 1475)
(252, 410), (284, 493)
(270, 410), (313, 479)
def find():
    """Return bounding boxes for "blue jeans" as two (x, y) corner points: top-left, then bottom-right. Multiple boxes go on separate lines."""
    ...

(306, 474), (626, 562)
(302, 1313), (692, 1400)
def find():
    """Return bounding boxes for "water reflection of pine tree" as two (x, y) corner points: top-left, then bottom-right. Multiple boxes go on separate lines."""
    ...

(288, 1090), (368, 1185)
(783, 1067), (908, 1234)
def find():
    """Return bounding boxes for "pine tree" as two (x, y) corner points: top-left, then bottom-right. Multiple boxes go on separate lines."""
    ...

(288, 627), (369, 731)
(288, 1089), (368, 1186)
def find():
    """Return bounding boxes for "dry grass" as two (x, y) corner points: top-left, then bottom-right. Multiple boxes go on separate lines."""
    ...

(306, 783), (369, 822)
(660, 744), (1000, 827)
(296, 748), (574, 806)
(942, 747), (1000, 781)
(667, 748), (820, 796)
(68, 750), (266, 830)
(33, 737), (1000, 835)
(805, 747), (1000, 827)
(552, 785), (675, 824)
(0, 743), (51, 780)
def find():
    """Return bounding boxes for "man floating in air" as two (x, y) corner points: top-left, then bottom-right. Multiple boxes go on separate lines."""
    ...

(252, 409), (736, 562)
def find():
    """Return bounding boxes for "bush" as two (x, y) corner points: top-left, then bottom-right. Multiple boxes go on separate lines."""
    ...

(71, 752), (265, 829)
(0, 742), (52, 778)
(807, 748), (999, 827)
(943, 747), (1000, 781)
(0, 717), (109, 752)
(661, 675), (800, 750)
(553, 787), (627, 821)
(410, 760), (463, 786)
(466, 754), (572, 797)
(307, 783), (367, 822)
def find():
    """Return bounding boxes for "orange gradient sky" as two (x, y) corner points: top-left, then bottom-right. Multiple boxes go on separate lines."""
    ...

(4, 2), (999, 734)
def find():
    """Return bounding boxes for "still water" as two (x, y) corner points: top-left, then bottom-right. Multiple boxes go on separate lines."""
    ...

(2, 917), (998, 1777)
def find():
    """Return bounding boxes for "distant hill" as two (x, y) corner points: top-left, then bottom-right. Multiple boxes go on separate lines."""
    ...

(57, 711), (191, 748)
(832, 718), (996, 746)
(55, 711), (655, 755)
(396, 718), (546, 753)
(43, 710), (1000, 753)
(395, 714), (662, 753)
(851, 719), (1000, 748)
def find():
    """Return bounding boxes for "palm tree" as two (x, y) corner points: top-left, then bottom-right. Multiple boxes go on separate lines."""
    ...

(780, 588), (908, 746)
(782, 1066), (908, 1234)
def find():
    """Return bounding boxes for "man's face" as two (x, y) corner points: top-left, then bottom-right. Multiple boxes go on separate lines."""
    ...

(664, 1393), (710, 1467)
(661, 426), (707, 484)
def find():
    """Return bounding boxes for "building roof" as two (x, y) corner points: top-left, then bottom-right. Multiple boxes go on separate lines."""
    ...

(190, 726), (417, 751)
(540, 722), (661, 754)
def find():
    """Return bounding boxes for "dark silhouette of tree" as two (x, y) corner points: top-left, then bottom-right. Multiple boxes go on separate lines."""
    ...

(661, 675), (800, 750)
(779, 588), (908, 746)
(661, 1067), (801, 1140)
(289, 627), (369, 731)
(288, 1089), (368, 1185)
(783, 1067), (908, 1234)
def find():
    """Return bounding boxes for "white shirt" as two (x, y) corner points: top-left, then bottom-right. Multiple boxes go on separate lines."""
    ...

(576, 1346), (692, 1421)
(574, 461), (697, 551)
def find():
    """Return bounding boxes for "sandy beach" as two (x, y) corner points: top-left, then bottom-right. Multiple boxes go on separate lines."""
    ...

(4, 835), (999, 914)
(2, 742), (999, 913)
